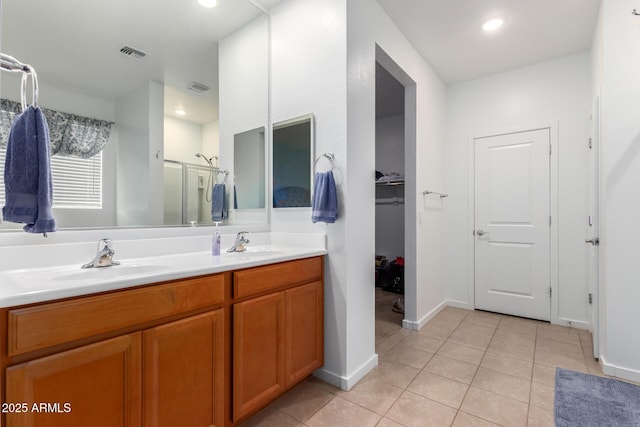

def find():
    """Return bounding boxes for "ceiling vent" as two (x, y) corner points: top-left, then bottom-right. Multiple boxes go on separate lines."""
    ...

(119, 46), (147, 60)
(187, 82), (211, 93)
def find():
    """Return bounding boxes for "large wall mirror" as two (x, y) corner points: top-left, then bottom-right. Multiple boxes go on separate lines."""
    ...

(272, 114), (314, 208)
(0, 0), (269, 230)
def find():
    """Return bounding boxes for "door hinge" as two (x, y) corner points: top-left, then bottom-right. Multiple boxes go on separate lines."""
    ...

(549, 216), (552, 226)
(589, 137), (593, 149)
(549, 286), (552, 298)
(588, 293), (593, 304)
(549, 144), (552, 155)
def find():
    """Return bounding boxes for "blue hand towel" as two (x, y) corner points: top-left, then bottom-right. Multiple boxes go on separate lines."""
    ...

(3, 106), (57, 235)
(312, 171), (337, 223)
(211, 183), (227, 221)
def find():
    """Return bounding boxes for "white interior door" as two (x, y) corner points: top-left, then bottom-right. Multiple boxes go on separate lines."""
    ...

(587, 99), (600, 357)
(474, 128), (551, 321)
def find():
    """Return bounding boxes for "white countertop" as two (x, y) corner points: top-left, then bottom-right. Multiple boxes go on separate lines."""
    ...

(0, 233), (326, 308)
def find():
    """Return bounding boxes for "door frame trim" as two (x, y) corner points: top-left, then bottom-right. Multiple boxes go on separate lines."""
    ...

(466, 121), (559, 324)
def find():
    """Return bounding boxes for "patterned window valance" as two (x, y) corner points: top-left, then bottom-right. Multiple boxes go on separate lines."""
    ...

(0, 98), (114, 159)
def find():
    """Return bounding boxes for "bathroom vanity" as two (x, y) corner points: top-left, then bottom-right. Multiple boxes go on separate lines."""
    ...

(0, 242), (325, 427)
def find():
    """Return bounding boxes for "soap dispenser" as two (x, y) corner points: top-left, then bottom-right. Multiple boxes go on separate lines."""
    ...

(212, 222), (221, 256)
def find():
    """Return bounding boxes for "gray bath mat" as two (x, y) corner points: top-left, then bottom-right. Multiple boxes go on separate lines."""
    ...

(555, 368), (640, 426)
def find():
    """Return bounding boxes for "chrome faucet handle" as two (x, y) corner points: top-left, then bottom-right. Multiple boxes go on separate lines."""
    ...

(82, 238), (120, 268)
(227, 231), (250, 253)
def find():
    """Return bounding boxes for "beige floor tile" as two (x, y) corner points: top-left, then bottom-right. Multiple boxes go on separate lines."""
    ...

(376, 336), (398, 357)
(407, 371), (469, 409)
(527, 404), (555, 427)
(361, 361), (421, 389)
(428, 317), (463, 332)
(381, 344), (434, 370)
(448, 330), (492, 350)
(375, 418), (405, 427)
(492, 329), (536, 348)
(460, 387), (528, 427)
(534, 348), (588, 372)
(535, 337), (585, 360)
(437, 306), (471, 321)
(487, 337), (534, 362)
(480, 351), (533, 380)
(340, 377), (404, 416)
(496, 317), (539, 336)
(376, 320), (401, 342)
(529, 381), (555, 411)
(532, 363), (557, 386)
(579, 332), (593, 348)
(275, 381), (336, 423)
(584, 356), (604, 376)
(452, 411), (501, 427)
(239, 406), (302, 427)
(401, 333), (445, 353)
(419, 324), (454, 340)
(471, 367), (531, 403)
(463, 311), (502, 329)
(536, 328), (581, 345)
(424, 354), (478, 384)
(437, 341), (486, 366)
(456, 322), (497, 338)
(305, 397), (380, 427)
(386, 391), (458, 427)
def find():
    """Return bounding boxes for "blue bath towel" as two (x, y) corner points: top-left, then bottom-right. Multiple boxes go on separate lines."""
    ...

(211, 183), (227, 221)
(3, 106), (57, 235)
(312, 171), (337, 223)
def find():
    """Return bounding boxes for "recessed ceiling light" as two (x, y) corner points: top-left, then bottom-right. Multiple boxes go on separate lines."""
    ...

(482, 18), (504, 32)
(175, 109), (187, 116)
(197, 0), (218, 8)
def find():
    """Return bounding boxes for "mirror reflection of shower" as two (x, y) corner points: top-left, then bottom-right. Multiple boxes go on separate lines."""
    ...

(195, 153), (218, 202)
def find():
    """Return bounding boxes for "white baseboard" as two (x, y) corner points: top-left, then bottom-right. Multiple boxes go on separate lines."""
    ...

(599, 355), (640, 383)
(402, 300), (450, 330)
(446, 299), (474, 310)
(313, 353), (378, 391)
(556, 317), (590, 330)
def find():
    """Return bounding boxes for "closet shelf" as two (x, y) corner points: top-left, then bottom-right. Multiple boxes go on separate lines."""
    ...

(376, 179), (404, 187)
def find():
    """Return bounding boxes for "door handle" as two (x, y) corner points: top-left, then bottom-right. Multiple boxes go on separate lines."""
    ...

(585, 238), (600, 246)
(476, 229), (486, 236)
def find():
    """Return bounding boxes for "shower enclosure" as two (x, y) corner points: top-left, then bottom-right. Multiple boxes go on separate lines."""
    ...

(163, 160), (216, 225)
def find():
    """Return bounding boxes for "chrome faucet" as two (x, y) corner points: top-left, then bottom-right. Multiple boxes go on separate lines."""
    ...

(227, 231), (250, 253)
(82, 238), (121, 268)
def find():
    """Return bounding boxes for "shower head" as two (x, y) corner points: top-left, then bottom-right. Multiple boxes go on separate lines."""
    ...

(195, 152), (214, 168)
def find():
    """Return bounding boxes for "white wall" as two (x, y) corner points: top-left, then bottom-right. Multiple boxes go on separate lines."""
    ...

(219, 14), (269, 183)
(595, 0), (640, 382)
(269, 0), (446, 389)
(164, 116), (204, 164)
(116, 81), (164, 227)
(445, 52), (592, 327)
(348, 0), (448, 341)
(270, 0), (350, 387)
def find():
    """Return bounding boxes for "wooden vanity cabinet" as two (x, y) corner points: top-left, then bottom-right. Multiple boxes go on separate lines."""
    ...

(0, 256), (324, 427)
(1, 273), (227, 427)
(232, 258), (324, 423)
(5, 333), (142, 427)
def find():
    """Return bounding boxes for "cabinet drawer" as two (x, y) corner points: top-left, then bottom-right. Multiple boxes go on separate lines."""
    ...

(233, 257), (322, 299)
(8, 274), (225, 356)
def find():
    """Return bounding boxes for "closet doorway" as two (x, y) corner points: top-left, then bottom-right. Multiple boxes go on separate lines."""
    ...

(374, 61), (406, 340)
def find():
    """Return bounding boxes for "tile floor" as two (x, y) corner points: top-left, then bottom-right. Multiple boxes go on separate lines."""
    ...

(240, 289), (603, 427)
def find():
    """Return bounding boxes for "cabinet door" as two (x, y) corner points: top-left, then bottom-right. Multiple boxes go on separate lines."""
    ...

(233, 293), (284, 421)
(284, 281), (324, 387)
(143, 310), (224, 427)
(6, 333), (141, 427)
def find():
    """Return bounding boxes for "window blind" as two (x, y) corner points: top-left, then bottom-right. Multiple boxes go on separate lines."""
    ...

(0, 149), (102, 209)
